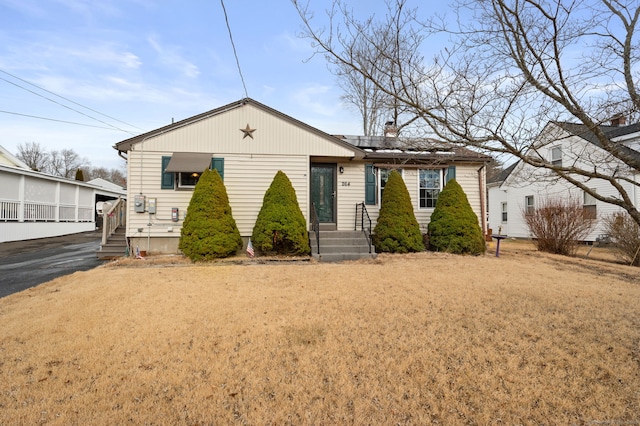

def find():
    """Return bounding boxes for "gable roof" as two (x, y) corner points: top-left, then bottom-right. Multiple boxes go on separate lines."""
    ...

(554, 121), (640, 165)
(87, 177), (125, 192)
(114, 98), (366, 158)
(0, 145), (30, 169)
(487, 161), (518, 185)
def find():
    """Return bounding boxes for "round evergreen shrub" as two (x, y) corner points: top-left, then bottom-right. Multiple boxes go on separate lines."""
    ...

(373, 170), (425, 253)
(427, 179), (485, 255)
(252, 171), (310, 255)
(179, 169), (243, 261)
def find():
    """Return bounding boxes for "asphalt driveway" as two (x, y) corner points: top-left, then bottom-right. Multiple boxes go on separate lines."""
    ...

(0, 231), (105, 298)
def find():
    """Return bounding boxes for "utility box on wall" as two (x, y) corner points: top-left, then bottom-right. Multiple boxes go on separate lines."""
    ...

(147, 198), (157, 214)
(134, 194), (146, 213)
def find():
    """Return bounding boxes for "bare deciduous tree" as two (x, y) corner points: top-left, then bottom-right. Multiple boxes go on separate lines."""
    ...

(16, 142), (49, 172)
(14, 144), (124, 185)
(49, 149), (87, 179)
(293, 0), (640, 227)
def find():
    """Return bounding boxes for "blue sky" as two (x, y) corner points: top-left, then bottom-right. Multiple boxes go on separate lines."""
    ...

(0, 0), (428, 170)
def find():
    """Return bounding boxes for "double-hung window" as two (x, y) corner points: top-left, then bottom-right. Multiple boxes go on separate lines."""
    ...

(501, 202), (508, 222)
(551, 147), (562, 167)
(583, 190), (597, 219)
(525, 195), (534, 215)
(419, 169), (441, 208)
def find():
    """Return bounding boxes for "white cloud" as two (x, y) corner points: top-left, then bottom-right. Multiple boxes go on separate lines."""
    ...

(290, 84), (337, 116)
(147, 35), (200, 79)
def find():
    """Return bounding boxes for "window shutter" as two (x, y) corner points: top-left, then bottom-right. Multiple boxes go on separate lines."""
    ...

(446, 166), (456, 184)
(161, 156), (174, 189)
(211, 157), (224, 180)
(365, 164), (377, 205)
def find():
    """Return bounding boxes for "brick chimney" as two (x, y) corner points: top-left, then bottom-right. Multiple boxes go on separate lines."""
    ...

(610, 114), (626, 127)
(384, 121), (397, 138)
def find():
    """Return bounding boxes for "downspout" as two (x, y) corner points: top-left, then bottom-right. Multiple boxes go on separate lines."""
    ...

(478, 165), (487, 236)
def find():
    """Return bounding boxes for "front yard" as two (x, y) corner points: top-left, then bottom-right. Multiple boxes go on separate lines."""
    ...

(0, 240), (638, 424)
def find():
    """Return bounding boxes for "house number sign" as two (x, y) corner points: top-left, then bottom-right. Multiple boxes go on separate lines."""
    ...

(341, 181), (351, 186)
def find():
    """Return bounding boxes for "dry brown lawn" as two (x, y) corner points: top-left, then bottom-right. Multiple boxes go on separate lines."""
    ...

(1, 240), (639, 425)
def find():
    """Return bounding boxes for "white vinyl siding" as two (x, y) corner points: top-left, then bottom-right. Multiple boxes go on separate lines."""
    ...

(127, 151), (308, 238)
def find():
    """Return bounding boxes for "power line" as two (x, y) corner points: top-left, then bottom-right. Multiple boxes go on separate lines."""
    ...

(220, 0), (249, 99)
(0, 110), (136, 131)
(0, 73), (138, 135)
(0, 68), (145, 131)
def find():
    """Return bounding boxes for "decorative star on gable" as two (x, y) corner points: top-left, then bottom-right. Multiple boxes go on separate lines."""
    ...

(240, 124), (256, 139)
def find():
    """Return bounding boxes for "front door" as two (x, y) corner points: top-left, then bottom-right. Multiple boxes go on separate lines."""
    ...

(311, 164), (336, 223)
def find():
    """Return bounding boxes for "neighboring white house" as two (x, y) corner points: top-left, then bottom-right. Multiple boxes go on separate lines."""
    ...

(114, 98), (491, 254)
(0, 145), (126, 243)
(488, 120), (640, 241)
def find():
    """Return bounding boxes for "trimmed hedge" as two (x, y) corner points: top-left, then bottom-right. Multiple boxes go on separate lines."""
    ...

(427, 179), (485, 255)
(373, 170), (425, 253)
(251, 171), (310, 255)
(178, 169), (243, 260)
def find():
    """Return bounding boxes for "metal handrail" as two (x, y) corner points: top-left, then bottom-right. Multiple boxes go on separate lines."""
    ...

(355, 202), (373, 253)
(310, 202), (320, 255)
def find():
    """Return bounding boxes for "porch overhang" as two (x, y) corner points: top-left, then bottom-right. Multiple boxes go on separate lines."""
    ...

(164, 152), (212, 172)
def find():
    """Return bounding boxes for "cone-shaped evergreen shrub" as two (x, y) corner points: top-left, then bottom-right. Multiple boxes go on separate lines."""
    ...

(373, 170), (424, 253)
(427, 179), (485, 255)
(252, 171), (310, 255)
(179, 169), (242, 261)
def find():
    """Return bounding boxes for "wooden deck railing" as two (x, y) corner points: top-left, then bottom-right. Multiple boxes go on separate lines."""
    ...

(102, 198), (127, 246)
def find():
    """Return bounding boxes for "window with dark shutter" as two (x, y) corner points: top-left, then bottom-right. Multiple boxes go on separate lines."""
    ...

(445, 166), (456, 184)
(211, 158), (224, 180)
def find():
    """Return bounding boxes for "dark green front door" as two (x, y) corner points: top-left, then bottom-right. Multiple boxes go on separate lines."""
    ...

(311, 164), (336, 223)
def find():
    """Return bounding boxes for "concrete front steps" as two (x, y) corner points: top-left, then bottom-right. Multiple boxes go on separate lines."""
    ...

(96, 227), (128, 260)
(309, 230), (376, 262)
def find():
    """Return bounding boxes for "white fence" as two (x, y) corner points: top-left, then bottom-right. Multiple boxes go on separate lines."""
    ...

(0, 200), (19, 221)
(1, 199), (95, 222)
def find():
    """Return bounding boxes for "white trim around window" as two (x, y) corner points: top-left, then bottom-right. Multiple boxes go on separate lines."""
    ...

(418, 169), (442, 209)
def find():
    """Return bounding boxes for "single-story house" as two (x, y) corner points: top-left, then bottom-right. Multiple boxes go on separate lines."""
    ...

(0, 145), (126, 243)
(487, 119), (640, 241)
(114, 98), (491, 255)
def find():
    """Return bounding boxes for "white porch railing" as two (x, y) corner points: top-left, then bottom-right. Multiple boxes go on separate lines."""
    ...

(0, 200), (20, 221)
(78, 206), (93, 222)
(59, 205), (76, 221)
(102, 198), (127, 245)
(24, 202), (56, 221)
